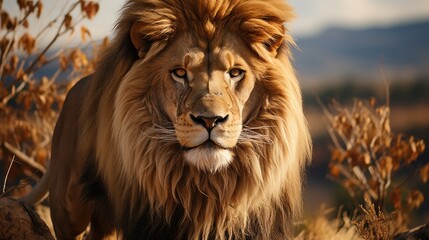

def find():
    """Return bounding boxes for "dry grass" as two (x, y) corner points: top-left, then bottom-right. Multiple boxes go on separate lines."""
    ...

(296, 207), (362, 240)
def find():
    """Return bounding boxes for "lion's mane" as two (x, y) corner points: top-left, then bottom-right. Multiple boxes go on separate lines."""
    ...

(79, 0), (312, 239)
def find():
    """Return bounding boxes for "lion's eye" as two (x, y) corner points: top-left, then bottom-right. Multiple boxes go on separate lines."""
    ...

(228, 68), (245, 81)
(172, 68), (187, 78)
(171, 68), (187, 84)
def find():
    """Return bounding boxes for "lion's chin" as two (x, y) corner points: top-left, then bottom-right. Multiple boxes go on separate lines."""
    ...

(183, 144), (233, 173)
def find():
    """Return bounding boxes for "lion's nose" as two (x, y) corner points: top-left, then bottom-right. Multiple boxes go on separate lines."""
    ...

(190, 114), (229, 131)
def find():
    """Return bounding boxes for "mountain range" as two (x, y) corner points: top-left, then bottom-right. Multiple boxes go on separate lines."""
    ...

(292, 20), (429, 86)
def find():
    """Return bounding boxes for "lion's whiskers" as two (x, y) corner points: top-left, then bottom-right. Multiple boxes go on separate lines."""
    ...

(143, 123), (273, 147)
(239, 126), (273, 144)
(143, 123), (178, 143)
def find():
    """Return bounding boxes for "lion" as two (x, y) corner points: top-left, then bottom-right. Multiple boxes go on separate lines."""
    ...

(22, 0), (312, 239)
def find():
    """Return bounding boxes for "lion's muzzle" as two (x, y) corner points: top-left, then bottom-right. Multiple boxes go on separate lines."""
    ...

(175, 91), (242, 172)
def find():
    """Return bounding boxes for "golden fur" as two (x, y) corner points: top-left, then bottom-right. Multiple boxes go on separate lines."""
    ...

(23, 0), (312, 239)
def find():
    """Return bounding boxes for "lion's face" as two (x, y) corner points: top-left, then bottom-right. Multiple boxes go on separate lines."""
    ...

(149, 33), (258, 172)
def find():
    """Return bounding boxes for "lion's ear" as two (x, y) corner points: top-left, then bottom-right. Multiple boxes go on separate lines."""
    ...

(238, 2), (293, 59)
(242, 18), (285, 52)
(130, 22), (153, 59)
(241, 17), (287, 59)
(130, 16), (175, 59)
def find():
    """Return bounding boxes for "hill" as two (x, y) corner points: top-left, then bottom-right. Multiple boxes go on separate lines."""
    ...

(293, 20), (429, 85)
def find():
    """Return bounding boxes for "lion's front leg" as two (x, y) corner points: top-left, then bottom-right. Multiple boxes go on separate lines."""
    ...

(85, 229), (118, 240)
(84, 195), (118, 240)
(48, 77), (96, 240)
(49, 172), (94, 240)
(49, 164), (116, 240)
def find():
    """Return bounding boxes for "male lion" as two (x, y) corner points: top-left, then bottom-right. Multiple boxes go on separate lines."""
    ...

(23, 0), (312, 239)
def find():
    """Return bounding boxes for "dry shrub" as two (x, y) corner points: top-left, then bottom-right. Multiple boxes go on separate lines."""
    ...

(353, 198), (395, 240)
(0, 0), (107, 195)
(319, 89), (427, 238)
(299, 91), (427, 239)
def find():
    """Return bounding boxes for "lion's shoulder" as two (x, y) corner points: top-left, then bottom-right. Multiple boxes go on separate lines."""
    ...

(51, 75), (93, 163)
(64, 75), (91, 110)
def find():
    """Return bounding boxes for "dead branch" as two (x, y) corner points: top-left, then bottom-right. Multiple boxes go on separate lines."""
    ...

(1, 141), (46, 175)
(2, 155), (16, 194)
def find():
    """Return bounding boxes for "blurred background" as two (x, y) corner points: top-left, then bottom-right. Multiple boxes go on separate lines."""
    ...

(289, 0), (429, 225)
(2, 0), (429, 231)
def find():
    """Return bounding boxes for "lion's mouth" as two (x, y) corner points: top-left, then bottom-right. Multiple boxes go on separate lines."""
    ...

(183, 140), (228, 151)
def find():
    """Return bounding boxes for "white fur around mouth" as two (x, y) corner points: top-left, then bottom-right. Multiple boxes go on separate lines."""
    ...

(183, 145), (233, 173)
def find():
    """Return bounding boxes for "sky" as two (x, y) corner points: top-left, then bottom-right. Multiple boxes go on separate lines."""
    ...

(289, 0), (429, 36)
(89, 0), (429, 38)
(4, 0), (429, 40)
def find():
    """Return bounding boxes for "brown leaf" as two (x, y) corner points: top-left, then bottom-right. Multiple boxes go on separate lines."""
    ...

(390, 188), (402, 210)
(83, 1), (99, 19)
(416, 140), (425, 154)
(347, 147), (366, 167)
(80, 26), (91, 42)
(23, 94), (33, 111)
(420, 163), (429, 184)
(35, 148), (49, 164)
(361, 152), (371, 166)
(59, 53), (68, 71)
(10, 55), (19, 71)
(69, 49), (88, 70)
(27, 1), (35, 13)
(382, 118), (391, 134)
(64, 14), (72, 29)
(329, 164), (341, 177)
(3, 64), (12, 75)
(23, 19), (29, 28)
(17, 0), (26, 10)
(331, 149), (345, 162)
(0, 37), (10, 52)
(1, 10), (10, 29)
(36, 1), (43, 18)
(39, 54), (47, 65)
(41, 76), (49, 85)
(7, 16), (17, 30)
(382, 156), (393, 178)
(80, 0), (86, 11)
(407, 190), (424, 209)
(18, 33), (36, 54)
(369, 97), (376, 107)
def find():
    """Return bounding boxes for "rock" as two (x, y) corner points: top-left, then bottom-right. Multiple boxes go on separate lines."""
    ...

(0, 197), (54, 240)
